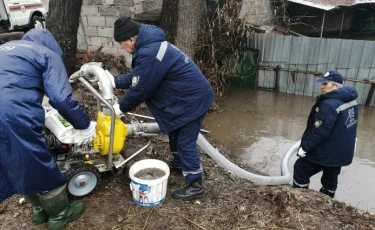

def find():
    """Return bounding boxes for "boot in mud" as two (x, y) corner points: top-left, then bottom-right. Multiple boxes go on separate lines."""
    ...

(172, 177), (205, 200)
(24, 194), (49, 224)
(39, 184), (85, 230)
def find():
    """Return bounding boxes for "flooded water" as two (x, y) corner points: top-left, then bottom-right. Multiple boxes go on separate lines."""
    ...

(134, 168), (166, 180)
(204, 87), (375, 213)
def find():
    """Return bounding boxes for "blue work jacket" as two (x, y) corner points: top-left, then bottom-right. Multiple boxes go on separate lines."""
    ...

(301, 86), (359, 167)
(115, 24), (215, 134)
(0, 29), (90, 202)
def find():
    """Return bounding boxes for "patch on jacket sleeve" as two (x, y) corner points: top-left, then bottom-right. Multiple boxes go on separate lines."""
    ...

(132, 76), (140, 86)
(314, 120), (322, 128)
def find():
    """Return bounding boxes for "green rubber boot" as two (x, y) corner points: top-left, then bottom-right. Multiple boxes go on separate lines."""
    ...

(39, 184), (85, 230)
(24, 194), (49, 224)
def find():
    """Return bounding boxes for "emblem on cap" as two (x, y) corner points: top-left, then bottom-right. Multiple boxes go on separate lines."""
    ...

(314, 120), (322, 128)
(132, 76), (140, 86)
(324, 72), (330, 77)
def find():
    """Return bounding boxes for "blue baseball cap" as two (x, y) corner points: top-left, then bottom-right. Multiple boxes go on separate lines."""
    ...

(316, 70), (343, 84)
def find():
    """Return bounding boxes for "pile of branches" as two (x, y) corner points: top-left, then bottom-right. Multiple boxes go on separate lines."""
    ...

(195, 0), (251, 98)
(75, 50), (130, 73)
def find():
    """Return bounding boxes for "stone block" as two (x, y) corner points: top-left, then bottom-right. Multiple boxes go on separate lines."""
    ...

(78, 44), (87, 50)
(80, 16), (88, 27)
(105, 16), (117, 27)
(240, 0), (272, 25)
(103, 0), (114, 5)
(84, 26), (98, 37)
(107, 37), (116, 47)
(130, 0), (162, 21)
(133, 0), (143, 5)
(81, 5), (100, 16)
(98, 27), (114, 37)
(86, 0), (103, 4)
(88, 16), (106, 27)
(77, 24), (87, 49)
(101, 47), (119, 56)
(88, 45), (102, 52)
(113, 0), (133, 6)
(99, 6), (118, 16)
(141, 0), (162, 9)
(91, 37), (109, 46)
(118, 6), (132, 16)
(129, 4), (142, 14)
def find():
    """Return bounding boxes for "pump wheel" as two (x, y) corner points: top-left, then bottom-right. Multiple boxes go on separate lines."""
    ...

(65, 164), (100, 199)
(31, 16), (44, 29)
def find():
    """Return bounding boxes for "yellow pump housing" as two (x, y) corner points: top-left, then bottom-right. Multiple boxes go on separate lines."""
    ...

(93, 111), (128, 155)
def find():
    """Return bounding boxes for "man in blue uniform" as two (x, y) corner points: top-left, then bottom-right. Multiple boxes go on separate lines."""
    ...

(293, 71), (359, 198)
(0, 29), (96, 230)
(110, 16), (215, 200)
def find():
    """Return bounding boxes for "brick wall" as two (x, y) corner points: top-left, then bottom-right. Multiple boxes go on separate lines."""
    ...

(77, 0), (162, 66)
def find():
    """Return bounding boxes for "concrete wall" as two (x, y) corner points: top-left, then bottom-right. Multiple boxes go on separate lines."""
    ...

(77, 0), (162, 66)
(240, 0), (273, 26)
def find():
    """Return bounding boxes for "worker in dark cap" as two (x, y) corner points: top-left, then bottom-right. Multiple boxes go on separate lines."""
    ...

(293, 70), (359, 198)
(108, 16), (215, 200)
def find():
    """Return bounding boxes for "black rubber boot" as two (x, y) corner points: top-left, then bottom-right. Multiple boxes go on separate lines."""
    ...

(24, 194), (49, 224)
(39, 184), (85, 230)
(319, 187), (335, 198)
(172, 177), (206, 200)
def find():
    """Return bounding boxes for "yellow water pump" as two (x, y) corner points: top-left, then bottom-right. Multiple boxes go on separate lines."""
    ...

(93, 111), (128, 155)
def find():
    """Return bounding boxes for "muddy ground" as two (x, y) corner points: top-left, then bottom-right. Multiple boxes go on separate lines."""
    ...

(1, 52), (375, 230)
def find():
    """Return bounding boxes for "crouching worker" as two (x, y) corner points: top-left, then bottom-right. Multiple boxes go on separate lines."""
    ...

(0, 29), (96, 230)
(293, 71), (358, 198)
(109, 16), (215, 200)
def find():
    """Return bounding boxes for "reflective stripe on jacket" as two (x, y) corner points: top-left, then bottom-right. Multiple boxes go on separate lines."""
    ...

(302, 86), (359, 167)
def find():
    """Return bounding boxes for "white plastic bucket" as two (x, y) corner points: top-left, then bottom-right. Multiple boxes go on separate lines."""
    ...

(129, 159), (170, 207)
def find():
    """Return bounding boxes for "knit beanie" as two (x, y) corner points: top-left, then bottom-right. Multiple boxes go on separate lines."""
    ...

(113, 16), (140, 42)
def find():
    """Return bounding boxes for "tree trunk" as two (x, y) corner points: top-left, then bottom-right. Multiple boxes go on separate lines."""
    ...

(160, 0), (206, 58)
(46, 0), (82, 76)
(159, 0), (179, 44)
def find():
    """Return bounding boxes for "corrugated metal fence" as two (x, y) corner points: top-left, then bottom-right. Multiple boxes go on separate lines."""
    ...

(247, 34), (375, 106)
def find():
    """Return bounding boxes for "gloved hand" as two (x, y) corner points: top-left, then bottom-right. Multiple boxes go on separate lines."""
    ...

(78, 121), (97, 145)
(105, 70), (116, 88)
(113, 104), (123, 117)
(297, 147), (306, 158)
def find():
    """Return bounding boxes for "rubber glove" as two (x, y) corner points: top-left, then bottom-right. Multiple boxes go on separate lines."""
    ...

(297, 147), (306, 158)
(113, 104), (123, 117)
(78, 121), (97, 145)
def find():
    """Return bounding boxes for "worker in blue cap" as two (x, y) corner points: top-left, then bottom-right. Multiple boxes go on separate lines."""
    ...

(293, 70), (359, 198)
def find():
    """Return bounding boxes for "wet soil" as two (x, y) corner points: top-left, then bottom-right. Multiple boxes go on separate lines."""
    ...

(1, 52), (375, 230)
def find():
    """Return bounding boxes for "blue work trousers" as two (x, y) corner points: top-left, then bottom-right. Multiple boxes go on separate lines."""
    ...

(168, 113), (206, 183)
(293, 157), (341, 193)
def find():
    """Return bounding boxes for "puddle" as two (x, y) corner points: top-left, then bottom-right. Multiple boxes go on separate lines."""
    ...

(204, 87), (375, 212)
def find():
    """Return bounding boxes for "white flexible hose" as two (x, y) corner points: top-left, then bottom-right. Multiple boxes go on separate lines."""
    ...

(197, 134), (300, 185)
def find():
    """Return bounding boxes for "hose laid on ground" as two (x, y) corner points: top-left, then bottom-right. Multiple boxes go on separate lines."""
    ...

(126, 121), (299, 185)
(197, 134), (300, 185)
